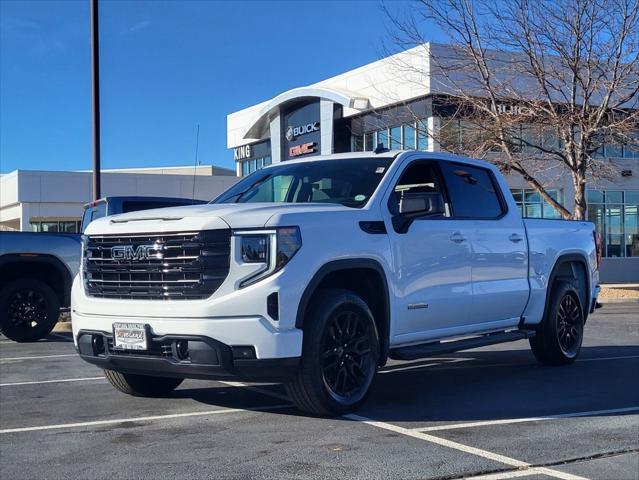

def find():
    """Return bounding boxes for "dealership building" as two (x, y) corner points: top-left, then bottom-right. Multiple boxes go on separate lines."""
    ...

(227, 43), (638, 282)
(0, 165), (237, 233)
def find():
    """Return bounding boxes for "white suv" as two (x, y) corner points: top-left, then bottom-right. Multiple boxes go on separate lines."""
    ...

(72, 151), (599, 415)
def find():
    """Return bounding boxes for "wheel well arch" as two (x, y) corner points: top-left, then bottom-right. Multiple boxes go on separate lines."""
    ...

(296, 259), (391, 366)
(0, 255), (73, 307)
(545, 254), (591, 322)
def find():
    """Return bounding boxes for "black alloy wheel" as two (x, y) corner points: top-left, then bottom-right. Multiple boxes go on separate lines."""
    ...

(529, 281), (584, 366)
(321, 308), (376, 404)
(556, 292), (583, 358)
(0, 279), (60, 342)
(285, 288), (380, 416)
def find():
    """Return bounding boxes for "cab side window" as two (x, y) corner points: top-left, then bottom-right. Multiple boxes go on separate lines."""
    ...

(440, 163), (504, 219)
(390, 162), (450, 217)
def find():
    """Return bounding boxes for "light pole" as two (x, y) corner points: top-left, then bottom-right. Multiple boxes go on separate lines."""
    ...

(91, 0), (101, 200)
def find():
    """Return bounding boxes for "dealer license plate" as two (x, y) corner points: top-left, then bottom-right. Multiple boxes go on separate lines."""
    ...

(113, 323), (148, 351)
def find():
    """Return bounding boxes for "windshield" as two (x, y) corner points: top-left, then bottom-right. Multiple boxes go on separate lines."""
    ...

(213, 158), (393, 208)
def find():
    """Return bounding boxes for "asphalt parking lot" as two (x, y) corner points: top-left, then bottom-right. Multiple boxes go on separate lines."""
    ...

(1, 303), (637, 480)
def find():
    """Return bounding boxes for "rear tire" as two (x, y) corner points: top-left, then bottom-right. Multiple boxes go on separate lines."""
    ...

(0, 278), (60, 342)
(103, 369), (183, 397)
(530, 281), (584, 366)
(286, 289), (380, 416)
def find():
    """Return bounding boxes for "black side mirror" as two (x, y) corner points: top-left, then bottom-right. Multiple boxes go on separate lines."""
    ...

(393, 192), (446, 233)
(399, 192), (445, 216)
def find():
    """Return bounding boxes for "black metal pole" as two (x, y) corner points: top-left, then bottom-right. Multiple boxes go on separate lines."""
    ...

(91, 0), (101, 200)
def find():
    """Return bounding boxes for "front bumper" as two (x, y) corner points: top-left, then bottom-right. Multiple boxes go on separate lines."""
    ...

(76, 329), (300, 381)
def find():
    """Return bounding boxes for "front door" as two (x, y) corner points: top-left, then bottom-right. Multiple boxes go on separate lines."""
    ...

(384, 160), (474, 345)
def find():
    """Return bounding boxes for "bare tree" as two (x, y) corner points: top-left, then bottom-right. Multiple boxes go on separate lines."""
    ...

(384, 0), (639, 219)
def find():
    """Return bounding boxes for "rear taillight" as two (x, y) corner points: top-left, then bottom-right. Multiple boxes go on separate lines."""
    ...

(594, 230), (602, 269)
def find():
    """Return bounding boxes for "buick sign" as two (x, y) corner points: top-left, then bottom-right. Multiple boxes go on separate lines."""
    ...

(111, 244), (158, 261)
(286, 122), (319, 141)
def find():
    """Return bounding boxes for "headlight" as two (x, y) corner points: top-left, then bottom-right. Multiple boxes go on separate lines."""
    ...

(236, 227), (302, 287)
(241, 235), (269, 263)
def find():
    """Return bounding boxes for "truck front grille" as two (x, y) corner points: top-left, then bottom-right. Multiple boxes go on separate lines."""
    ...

(83, 230), (230, 300)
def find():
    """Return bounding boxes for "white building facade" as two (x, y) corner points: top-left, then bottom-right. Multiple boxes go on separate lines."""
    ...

(227, 43), (638, 282)
(0, 165), (237, 233)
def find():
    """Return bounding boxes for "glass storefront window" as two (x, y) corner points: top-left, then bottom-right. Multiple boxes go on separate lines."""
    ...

(439, 119), (460, 151)
(625, 191), (639, 203)
(587, 189), (639, 257)
(377, 129), (389, 149)
(352, 135), (364, 152)
(625, 133), (639, 158)
(511, 188), (562, 219)
(541, 127), (560, 150)
(521, 125), (541, 153)
(390, 126), (402, 149)
(525, 204), (542, 218)
(29, 220), (81, 233)
(625, 205), (639, 257)
(606, 191), (623, 203)
(587, 190), (604, 203)
(403, 124), (416, 150)
(364, 133), (374, 151)
(417, 120), (429, 151)
(460, 120), (483, 151)
(240, 155), (274, 176)
(524, 190), (541, 203)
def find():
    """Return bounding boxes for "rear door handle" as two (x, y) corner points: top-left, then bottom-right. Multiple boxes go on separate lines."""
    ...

(509, 233), (524, 243)
(450, 232), (467, 243)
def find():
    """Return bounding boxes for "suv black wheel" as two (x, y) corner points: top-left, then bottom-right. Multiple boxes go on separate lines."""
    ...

(0, 278), (60, 342)
(530, 281), (584, 366)
(286, 289), (380, 416)
(103, 369), (184, 397)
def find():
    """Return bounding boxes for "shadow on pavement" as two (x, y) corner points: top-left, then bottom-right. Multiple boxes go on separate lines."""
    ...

(175, 345), (639, 422)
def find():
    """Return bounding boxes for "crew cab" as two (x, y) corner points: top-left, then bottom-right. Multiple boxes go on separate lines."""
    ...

(72, 151), (600, 415)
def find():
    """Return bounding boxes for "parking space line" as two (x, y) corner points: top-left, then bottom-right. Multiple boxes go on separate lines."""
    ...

(460, 466), (582, 479)
(577, 355), (639, 362)
(411, 406), (639, 432)
(0, 377), (105, 387)
(345, 414), (588, 480)
(379, 358), (473, 374)
(0, 404), (291, 434)
(0, 354), (78, 362)
(219, 381), (290, 402)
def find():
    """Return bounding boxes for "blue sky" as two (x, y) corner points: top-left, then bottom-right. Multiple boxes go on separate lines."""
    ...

(0, 0), (438, 174)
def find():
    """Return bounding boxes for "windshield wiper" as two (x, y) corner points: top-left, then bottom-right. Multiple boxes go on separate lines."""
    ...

(227, 174), (273, 203)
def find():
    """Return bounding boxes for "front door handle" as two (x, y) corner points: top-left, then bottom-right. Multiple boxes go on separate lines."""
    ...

(450, 232), (467, 243)
(509, 233), (524, 243)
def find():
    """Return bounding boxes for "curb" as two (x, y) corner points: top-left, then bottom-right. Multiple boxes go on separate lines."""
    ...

(597, 298), (639, 304)
(53, 322), (73, 333)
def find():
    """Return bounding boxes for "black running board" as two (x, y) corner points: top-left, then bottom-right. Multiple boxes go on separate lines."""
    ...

(389, 329), (536, 361)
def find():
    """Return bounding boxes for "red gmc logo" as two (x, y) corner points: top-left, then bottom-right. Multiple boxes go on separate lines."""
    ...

(289, 142), (317, 157)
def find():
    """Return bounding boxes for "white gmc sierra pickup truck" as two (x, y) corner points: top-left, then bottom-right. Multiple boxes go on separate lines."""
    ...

(72, 151), (601, 415)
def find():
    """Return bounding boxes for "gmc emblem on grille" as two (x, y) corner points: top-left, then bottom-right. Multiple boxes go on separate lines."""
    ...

(111, 244), (157, 261)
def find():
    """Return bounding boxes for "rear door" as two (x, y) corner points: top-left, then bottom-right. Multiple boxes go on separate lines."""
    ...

(439, 162), (529, 327)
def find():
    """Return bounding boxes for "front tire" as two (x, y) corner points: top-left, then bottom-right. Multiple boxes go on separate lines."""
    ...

(530, 281), (584, 366)
(286, 289), (380, 416)
(103, 369), (183, 397)
(0, 278), (60, 342)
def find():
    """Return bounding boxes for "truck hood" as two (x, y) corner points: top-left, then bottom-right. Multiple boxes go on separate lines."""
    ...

(85, 202), (351, 235)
